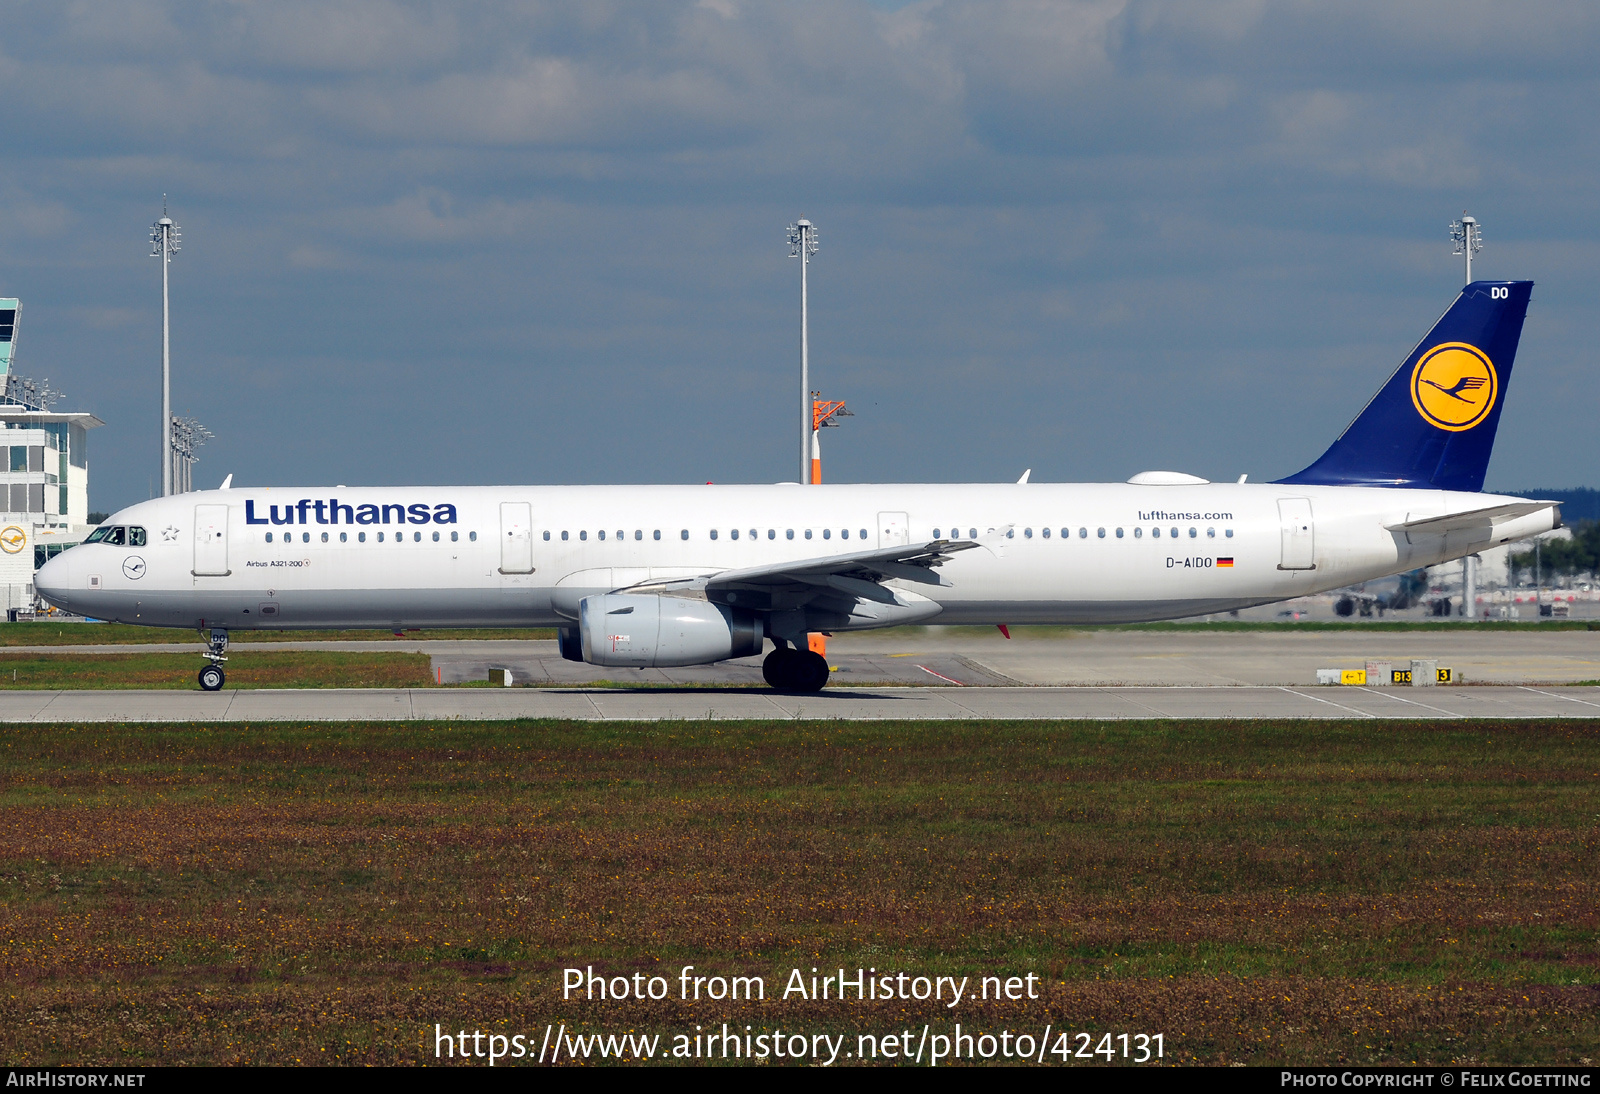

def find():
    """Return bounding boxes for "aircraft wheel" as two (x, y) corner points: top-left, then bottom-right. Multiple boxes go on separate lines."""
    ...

(199, 665), (225, 691)
(762, 648), (800, 690)
(795, 650), (830, 693)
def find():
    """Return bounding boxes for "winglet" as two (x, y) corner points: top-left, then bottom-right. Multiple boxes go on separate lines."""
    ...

(1017, 469), (1031, 484)
(219, 474), (233, 490)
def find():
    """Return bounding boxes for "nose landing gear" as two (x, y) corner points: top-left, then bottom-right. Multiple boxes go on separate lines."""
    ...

(198, 627), (229, 691)
(762, 644), (830, 693)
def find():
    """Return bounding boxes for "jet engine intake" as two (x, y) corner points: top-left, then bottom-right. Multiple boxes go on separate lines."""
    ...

(578, 593), (763, 668)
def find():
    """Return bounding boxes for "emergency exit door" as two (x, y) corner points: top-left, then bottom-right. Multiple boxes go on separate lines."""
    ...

(1277, 497), (1315, 570)
(499, 502), (534, 573)
(878, 512), (909, 548)
(193, 504), (230, 576)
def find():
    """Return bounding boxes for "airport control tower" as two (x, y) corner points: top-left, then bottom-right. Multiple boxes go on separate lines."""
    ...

(0, 298), (105, 614)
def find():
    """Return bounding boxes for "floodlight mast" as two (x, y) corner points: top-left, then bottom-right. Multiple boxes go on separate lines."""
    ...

(1449, 211), (1485, 621)
(150, 198), (181, 497)
(787, 219), (819, 484)
(1450, 212), (1482, 286)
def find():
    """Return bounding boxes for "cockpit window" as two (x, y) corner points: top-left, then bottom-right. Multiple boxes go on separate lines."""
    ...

(128, 527), (147, 547)
(102, 527), (126, 546)
(85, 527), (110, 544)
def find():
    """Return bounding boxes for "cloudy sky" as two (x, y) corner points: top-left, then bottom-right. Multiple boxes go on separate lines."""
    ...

(2, 0), (1597, 511)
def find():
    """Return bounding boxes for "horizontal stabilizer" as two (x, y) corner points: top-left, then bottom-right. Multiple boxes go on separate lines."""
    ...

(1385, 501), (1558, 536)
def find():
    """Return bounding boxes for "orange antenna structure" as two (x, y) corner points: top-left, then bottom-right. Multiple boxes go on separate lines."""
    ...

(809, 391), (853, 484)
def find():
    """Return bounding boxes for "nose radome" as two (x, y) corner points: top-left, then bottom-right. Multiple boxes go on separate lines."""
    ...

(34, 551), (74, 609)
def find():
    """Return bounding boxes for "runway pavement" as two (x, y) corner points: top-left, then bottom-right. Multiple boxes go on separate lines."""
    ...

(0, 683), (1596, 722)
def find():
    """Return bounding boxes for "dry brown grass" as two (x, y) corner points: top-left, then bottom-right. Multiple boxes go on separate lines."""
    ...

(0, 719), (1595, 1065)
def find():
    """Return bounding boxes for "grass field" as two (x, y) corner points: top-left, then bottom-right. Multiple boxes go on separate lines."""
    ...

(1, 718), (1595, 1066)
(0, 623), (558, 645)
(0, 651), (435, 689)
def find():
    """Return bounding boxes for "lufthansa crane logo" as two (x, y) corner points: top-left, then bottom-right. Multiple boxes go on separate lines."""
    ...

(0, 526), (25, 554)
(1410, 342), (1498, 432)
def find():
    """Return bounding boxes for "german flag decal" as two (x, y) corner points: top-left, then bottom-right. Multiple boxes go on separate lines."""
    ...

(1217, 557), (1234, 567)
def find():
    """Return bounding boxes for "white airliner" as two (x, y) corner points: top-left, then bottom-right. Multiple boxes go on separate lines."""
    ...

(36, 280), (1558, 691)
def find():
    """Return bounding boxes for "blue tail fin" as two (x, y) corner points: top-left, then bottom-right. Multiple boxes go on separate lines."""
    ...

(1276, 280), (1532, 492)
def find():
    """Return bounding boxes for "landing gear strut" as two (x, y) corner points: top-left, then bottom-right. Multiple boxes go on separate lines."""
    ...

(198, 627), (228, 691)
(762, 644), (830, 693)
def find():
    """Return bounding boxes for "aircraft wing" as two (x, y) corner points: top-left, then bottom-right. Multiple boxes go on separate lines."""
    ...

(706, 538), (980, 592)
(1385, 501), (1560, 536)
(614, 539), (980, 624)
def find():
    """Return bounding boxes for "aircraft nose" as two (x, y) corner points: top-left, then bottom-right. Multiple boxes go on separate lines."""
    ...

(34, 551), (76, 610)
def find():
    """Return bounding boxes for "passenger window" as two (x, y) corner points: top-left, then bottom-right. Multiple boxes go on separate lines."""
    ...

(580, 531), (588, 541)
(1207, 527), (1215, 538)
(730, 529), (739, 540)
(711, 529), (718, 540)
(1042, 527), (1050, 538)
(753, 529), (760, 541)
(841, 529), (849, 540)
(414, 532), (422, 542)
(598, 530), (606, 541)
(786, 529), (794, 540)
(1024, 528), (1032, 538)
(303, 532), (311, 543)
(1188, 527), (1197, 539)
(635, 530), (643, 541)
(1151, 527), (1159, 538)
(1096, 528), (1105, 539)
(1079, 527), (1088, 538)
(341, 532), (348, 542)
(265, 532), (273, 543)
(860, 529), (868, 540)
(654, 530), (661, 540)
(616, 530), (623, 541)
(1116, 528), (1124, 538)
(321, 532), (329, 543)
(768, 529), (775, 540)
(1226, 529), (1234, 538)
(451, 531), (459, 542)
(378, 532), (385, 542)
(543, 531), (551, 541)
(470, 532), (477, 542)
(1005, 529), (1014, 539)
(561, 530), (569, 541)
(933, 528), (941, 539)
(1134, 527), (1143, 539)
(432, 531), (440, 542)
(969, 528), (977, 539)
(681, 530), (689, 540)
(823, 529), (831, 540)
(359, 532), (366, 543)
(805, 529), (813, 539)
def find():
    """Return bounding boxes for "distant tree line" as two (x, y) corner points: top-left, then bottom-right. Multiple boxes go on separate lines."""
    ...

(1509, 521), (1600, 583)
(1507, 488), (1600, 523)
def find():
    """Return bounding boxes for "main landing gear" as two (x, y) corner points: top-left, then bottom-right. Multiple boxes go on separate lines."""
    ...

(198, 627), (229, 691)
(762, 644), (830, 693)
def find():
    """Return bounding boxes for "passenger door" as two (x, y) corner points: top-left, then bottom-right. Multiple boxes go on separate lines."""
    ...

(1277, 497), (1315, 570)
(499, 501), (535, 573)
(193, 504), (230, 576)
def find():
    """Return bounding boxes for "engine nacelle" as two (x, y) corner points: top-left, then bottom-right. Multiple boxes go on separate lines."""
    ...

(579, 593), (763, 667)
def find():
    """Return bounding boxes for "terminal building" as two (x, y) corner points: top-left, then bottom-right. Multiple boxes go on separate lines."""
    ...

(0, 298), (104, 613)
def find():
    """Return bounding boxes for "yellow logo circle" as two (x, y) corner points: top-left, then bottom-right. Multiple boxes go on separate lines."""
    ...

(1410, 342), (1497, 432)
(0, 526), (26, 554)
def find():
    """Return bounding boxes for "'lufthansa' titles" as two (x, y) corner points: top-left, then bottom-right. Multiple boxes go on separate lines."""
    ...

(245, 499), (458, 526)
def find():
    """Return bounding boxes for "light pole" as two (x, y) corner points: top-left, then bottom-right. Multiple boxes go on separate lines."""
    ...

(787, 219), (819, 484)
(1450, 211), (1484, 620)
(150, 200), (180, 497)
